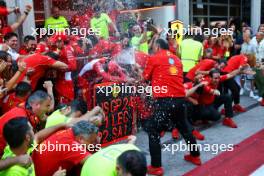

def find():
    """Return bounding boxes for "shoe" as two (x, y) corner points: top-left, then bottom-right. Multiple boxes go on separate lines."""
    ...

(233, 104), (246, 112)
(249, 91), (255, 98)
(222, 118), (238, 128)
(160, 131), (165, 138)
(261, 99), (264, 106)
(147, 165), (164, 176)
(202, 120), (210, 125)
(192, 130), (205, 140)
(253, 95), (260, 100)
(240, 88), (244, 95)
(184, 154), (202, 165)
(258, 97), (263, 102)
(172, 128), (179, 139)
(220, 108), (225, 115)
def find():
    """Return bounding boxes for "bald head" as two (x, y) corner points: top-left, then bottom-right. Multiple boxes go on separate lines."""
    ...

(52, 6), (60, 19)
(256, 32), (264, 43)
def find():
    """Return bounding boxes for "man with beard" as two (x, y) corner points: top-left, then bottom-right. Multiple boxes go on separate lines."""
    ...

(44, 6), (69, 31)
(18, 35), (37, 55)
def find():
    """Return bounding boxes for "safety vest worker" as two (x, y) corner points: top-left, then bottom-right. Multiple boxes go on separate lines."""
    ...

(179, 36), (203, 73)
(44, 6), (69, 31)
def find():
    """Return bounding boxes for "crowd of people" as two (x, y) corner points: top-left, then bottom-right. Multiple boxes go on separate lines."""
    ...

(0, 0), (263, 175)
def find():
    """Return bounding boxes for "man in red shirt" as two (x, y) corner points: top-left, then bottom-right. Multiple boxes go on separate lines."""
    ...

(89, 38), (122, 58)
(79, 57), (128, 109)
(221, 54), (249, 112)
(185, 58), (217, 82)
(18, 35), (37, 55)
(33, 121), (99, 176)
(16, 52), (68, 91)
(143, 39), (200, 175)
(2, 81), (32, 113)
(0, 90), (53, 157)
(2, 117), (71, 175)
(52, 35), (79, 103)
(196, 68), (245, 128)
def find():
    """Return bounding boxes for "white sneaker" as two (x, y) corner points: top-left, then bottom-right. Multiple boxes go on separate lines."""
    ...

(253, 95), (260, 100)
(258, 97), (263, 102)
(249, 91), (255, 98)
(240, 88), (244, 95)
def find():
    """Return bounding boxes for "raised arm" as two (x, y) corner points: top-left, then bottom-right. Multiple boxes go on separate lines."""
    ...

(10, 5), (32, 32)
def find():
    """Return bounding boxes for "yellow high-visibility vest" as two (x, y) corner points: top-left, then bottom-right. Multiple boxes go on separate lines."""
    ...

(179, 38), (203, 72)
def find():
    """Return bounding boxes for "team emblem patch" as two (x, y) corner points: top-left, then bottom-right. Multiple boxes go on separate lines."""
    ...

(169, 66), (178, 75)
(169, 58), (175, 65)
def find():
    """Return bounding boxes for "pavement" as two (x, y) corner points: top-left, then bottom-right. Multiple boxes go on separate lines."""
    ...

(134, 95), (264, 176)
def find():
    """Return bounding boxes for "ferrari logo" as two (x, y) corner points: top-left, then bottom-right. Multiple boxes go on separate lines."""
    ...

(168, 20), (184, 45)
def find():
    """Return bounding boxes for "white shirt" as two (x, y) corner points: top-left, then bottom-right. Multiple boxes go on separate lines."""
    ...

(7, 48), (20, 61)
(0, 44), (20, 61)
(256, 39), (264, 62)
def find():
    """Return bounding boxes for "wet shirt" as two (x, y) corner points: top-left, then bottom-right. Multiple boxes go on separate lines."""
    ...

(16, 53), (57, 90)
(32, 129), (90, 176)
(143, 49), (186, 98)
(186, 59), (216, 81)
(198, 75), (228, 105)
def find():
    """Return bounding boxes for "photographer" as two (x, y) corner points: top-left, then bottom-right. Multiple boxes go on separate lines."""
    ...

(131, 18), (160, 54)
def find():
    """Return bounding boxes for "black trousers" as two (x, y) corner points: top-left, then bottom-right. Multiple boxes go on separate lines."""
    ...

(193, 94), (234, 122)
(222, 77), (240, 104)
(146, 98), (200, 167)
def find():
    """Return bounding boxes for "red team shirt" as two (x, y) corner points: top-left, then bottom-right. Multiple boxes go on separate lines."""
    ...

(1, 93), (27, 113)
(204, 40), (225, 58)
(89, 40), (122, 58)
(186, 59), (216, 81)
(198, 75), (228, 105)
(135, 51), (149, 69)
(0, 7), (8, 16)
(18, 46), (30, 55)
(55, 45), (78, 102)
(32, 129), (91, 176)
(143, 49), (186, 98)
(16, 53), (57, 90)
(0, 26), (12, 43)
(0, 105), (40, 156)
(222, 54), (248, 73)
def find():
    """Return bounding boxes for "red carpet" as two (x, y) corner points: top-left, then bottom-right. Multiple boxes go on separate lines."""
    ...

(184, 129), (264, 176)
